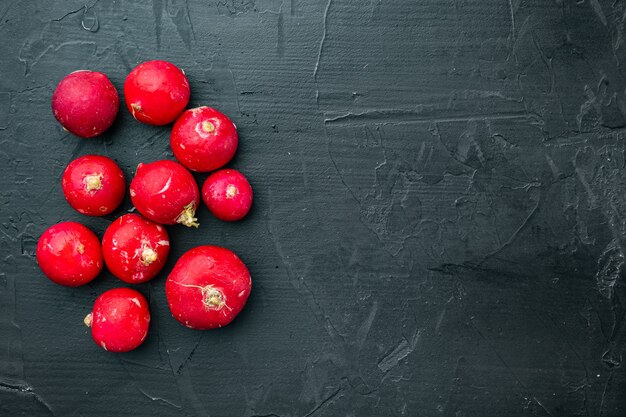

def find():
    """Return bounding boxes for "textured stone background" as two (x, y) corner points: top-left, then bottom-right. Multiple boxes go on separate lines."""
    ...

(1, 0), (626, 416)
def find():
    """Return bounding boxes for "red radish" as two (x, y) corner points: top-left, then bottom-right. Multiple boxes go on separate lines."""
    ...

(84, 288), (150, 352)
(170, 106), (238, 172)
(62, 155), (126, 216)
(130, 160), (200, 227)
(36, 222), (103, 287)
(124, 60), (190, 126)
(52, 70), (119, 138)
(202, 169), (253, 221)
(102, 214), (170, 284)
(166, 246), (251, 330)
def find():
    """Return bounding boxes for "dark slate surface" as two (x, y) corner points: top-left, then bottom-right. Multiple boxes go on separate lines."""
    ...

(1, 0), (626, 416)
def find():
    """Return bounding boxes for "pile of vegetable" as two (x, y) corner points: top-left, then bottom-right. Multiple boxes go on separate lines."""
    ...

(38, 61), (253, 352)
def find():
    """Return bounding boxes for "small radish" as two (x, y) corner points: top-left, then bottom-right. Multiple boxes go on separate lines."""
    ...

(166, 246), (251, 330)
(124, 60), (190, 125)
(130, 160), (200, 227)
(170, 106), (238, 172)
(202, 169), (253, 221)
(52, 70), (119, 138)
(102, 214), (170, 284)
(84, 288), (150, 352)
(62, 155), (126, 216)
(36, 222), (103, 287)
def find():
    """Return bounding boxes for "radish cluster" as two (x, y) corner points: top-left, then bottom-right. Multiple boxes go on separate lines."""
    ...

(38, 60), (255, 352)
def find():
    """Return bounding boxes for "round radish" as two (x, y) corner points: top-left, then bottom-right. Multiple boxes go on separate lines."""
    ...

(102, 214), (170, 284)
(62, 155), (126, 216)
(36, 222), (103, 287)
(202, 169), (253, 221)
(130, 160), (200, 227)
(124, 60), (190, 126)
(166, 246), (251, 330)
(84, 288), (150, 352)
(52, 70), (119, 138)
(170, 106), (238, 172)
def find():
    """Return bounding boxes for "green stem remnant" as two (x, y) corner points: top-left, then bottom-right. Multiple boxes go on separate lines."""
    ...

(202, 120), (215, 133)
(225, 184), (238, 199)
(140, 247), (158, 266)
(176, 202), (199, 228)
(84, 173), (103, 191)
(201, 286), (225, 310)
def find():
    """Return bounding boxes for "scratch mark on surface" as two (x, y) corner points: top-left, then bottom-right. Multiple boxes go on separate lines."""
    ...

(266, 189), (345, 349)
(153, 0), (163, 51)
(530, 33), (562, 116)
(356, 301), (378, 351)
(52, 7), (84, 22)
(574, 166), (598, 207)
(324, 109), (531, 126)
(313, 0), (332, 106)
(166, 348), (207, 415)
(536, 310), (593, 403)
(435, 296), (454, 333)
(576, 86), (598, 132)
(594, 239), (623, 299)
(183, 0), (196, 42)
(0, 2), (16, 23)
(477, 188), (541, 266)
(137, 387), (183, 411)
(469, 319), (556, 417)
(0, 93), (10, 130)
(176, 333), (204, 374)
(149, 305), (207, 417)
(589, 0), (607, 26)
(377, 328), (421, 373)
(227, 61), (241, 113)
(118, 357), (182, 412)
(52, 0), (99, 22)
(534, 397), (555, 417)
(544, 153), (561, 180)
(508, 0), (515, 42)
(324, 128), (360, 204)
(0, 381), (56, 416)
(313, 0), (332, 78)
(277, 6), (285, 57)
(12, 85), (50, 95)
(19, 40), (97, 76)
(297, 135), (309, 194)
(459, 120), (485, 165)
(431, 123), (476, 172)
(118, 358), (168, 371)
(598, 371), (612, 417)
(168, 0), (196, 49)
(301, 278), (346, 344)
(303, 387), (342, 417)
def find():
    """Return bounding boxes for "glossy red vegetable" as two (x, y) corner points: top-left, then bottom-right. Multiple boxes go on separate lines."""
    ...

(36, 222), (103, 287)
(202, 169), (253, 221)
(102, 214), (170, 284)
(165, 246), (252, 330)
(130, 160), (200, 227)
(124, 60), (190, 125)
(62, 155), (126, 216)
(84, 288), (150, 352)
(170, 106), (238, 172)
(52, 70), (119, 138)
